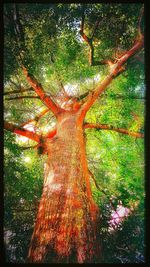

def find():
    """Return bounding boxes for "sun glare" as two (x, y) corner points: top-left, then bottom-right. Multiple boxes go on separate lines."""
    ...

(16, 135), (29, 143)
(16, 124), (35, 143)
(24, 124), (35, 132)
(23, 156), (31, 163)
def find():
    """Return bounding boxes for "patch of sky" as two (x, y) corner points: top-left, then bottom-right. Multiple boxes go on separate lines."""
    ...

(135, 84), (145, 97)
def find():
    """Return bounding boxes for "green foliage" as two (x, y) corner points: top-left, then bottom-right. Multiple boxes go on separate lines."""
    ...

(86, 116), (144, 263)
(4, 131), (44, 262)
(99, 202), (145, 263)
(4, 3), (145, 263)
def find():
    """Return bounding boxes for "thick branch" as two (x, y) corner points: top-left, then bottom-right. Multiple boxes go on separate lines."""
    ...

(45, 128), (57, 139)
(80, 14), (112, 66)
(79, 35), (144, 120)
(80, 14), (94, 66)
(84, 123), (144, 138)
(22, 66), (64, 116)
(4, 121), (41, 142)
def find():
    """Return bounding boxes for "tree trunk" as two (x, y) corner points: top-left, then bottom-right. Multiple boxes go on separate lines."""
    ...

(27, 112), (101, 263)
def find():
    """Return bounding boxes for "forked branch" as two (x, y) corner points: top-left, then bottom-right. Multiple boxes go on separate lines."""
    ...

(78, 7), (144, 121)
(80, 13), (112, 66)
(84, 123), (144, 138)
(78, 35), (143, 121)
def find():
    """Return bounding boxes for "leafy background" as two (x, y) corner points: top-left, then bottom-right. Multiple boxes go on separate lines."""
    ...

(4, 3), (145, 263)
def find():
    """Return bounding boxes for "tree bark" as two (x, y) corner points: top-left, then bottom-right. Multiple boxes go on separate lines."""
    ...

(27, 112), (100, 263)
(4, 121), (40, 142)
(84, 123), (144, 138)
(22, 66), (64, 116)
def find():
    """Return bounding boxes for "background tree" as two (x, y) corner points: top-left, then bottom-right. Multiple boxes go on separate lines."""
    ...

(4, 3), (145, 263)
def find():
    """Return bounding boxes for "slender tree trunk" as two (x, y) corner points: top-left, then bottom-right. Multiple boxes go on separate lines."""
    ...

(27, 112), (100, 263)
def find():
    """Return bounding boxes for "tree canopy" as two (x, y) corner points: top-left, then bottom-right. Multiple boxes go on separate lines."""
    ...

(4, 3), (145, 263)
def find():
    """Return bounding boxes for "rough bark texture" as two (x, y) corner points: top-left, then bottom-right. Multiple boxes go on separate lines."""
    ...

(27, 112), (100, 263)
(4, 12), (144, 263)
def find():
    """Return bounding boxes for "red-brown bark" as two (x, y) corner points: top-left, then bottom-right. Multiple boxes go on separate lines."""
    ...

(84, 123), (144, 138)
(80, 14), (114, 66)
(4, 9), (144, 263)
(4, 121), (40, 142)
(22, 66), (64, 116)
(46, 128), (57, 139)
(79, 35), (144, 121)
(27, 112), (100, 263)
